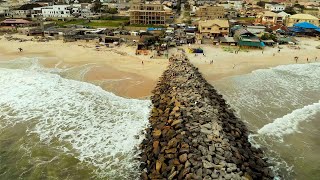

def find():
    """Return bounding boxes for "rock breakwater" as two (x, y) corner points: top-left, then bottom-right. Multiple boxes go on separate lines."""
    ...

(139, 55), (274, 179)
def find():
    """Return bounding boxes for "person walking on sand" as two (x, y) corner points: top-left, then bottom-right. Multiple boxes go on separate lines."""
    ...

(142, 61), (144, 65)
(307, 58), (309, 63)
(18, 47), (23, 52)
(278, 49), (280, 53)
(294, 56), (298, 63)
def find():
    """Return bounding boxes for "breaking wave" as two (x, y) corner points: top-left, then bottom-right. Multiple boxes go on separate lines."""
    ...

(258, 101), (320, 140)
(0, 67), (151, 179)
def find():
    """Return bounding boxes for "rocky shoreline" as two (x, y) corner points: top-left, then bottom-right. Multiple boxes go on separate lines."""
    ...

(139, 54), (274, 179)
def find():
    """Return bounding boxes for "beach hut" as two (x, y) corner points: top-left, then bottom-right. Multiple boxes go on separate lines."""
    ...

(234, 28), (265, 48)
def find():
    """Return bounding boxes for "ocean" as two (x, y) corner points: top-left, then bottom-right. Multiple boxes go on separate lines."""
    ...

(213, 62), (320, 180)
(0, 57), (319, 179)
(0, 57), (151, 179)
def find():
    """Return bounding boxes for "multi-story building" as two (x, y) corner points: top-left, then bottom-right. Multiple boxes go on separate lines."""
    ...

(256, 11), (283, 25)
(286, 13), (319, 26)
(198, 19), (229, 38)
(196, 4), (225, 20)
(129, 2), (166, 25)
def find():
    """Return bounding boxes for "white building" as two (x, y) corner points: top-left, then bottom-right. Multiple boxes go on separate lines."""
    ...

(265, 4), (286, 12)
(32, 5), (72, 18)
(220, 0), (243, 10)
(32, 4), (92, 19)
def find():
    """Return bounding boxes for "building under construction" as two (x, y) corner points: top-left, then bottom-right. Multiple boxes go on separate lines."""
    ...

(129, 0), (166, 25)
(196, 4), (225, 20)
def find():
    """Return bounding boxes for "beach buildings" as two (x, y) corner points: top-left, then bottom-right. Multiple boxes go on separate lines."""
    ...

(7, 4), (42, 18)
(234, 28), (265, 48)
(129, 1), (167, 25)
(0, 19), (33, 26)
(198, 19), (229, 38)
(32, 5), (72, 18)
(31, 4), (92, 19)
(286, 14), (319, 27)
(256, 11), (283, 25)
(196, 4), (225, 20)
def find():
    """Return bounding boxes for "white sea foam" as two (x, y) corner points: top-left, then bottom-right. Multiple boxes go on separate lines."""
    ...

(0, 68), (151, 178)
(258, 101), (320, 140)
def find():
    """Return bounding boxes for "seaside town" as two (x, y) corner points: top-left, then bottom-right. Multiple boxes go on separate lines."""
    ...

(0, 0), (319, 59)
(0, 0), (320, 180)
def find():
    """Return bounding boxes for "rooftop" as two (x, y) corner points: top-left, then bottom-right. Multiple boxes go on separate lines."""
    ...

(199, 19), (229, 28)
(289, 13), (319, 20)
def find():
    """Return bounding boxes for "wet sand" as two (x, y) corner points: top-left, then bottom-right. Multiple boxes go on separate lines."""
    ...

(0, 34), (319, 98)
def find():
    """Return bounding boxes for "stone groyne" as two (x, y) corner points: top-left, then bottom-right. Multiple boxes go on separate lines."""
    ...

(139, 55), (274, 180)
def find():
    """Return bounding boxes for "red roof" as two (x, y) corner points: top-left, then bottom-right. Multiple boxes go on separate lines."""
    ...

(1, 19), (31, 24)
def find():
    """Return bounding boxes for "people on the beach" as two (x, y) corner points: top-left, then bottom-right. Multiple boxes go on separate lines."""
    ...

(18, 47), (23, 52)
(278, 49), (280, 53)
(315, 57), (317, 61)
(142, 61), (144, 65)
(307, 58), (309, 63)
(294, 56), (298, 63)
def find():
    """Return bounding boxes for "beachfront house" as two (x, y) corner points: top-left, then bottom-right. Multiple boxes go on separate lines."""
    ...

(286, 14), (319, 27)
(256, 11), (283, 25)
(233, 28), (265, 48)
(198, 19), (229, 38)
(32, 5), (72, 19)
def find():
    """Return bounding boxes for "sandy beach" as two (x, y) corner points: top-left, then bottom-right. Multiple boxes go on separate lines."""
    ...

(0, 34), (319, 98)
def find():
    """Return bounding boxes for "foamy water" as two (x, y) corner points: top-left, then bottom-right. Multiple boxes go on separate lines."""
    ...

(258, 101), (320, 140)
(213, 62), (320, 179)
(0, 58), (151, 179)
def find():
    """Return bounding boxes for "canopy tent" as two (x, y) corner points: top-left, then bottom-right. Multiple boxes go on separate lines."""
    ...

(290, 22), (320, 33)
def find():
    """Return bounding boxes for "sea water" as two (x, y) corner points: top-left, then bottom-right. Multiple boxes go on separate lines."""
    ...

(0, 57), (151, 179)
(213, 63), (320, 180)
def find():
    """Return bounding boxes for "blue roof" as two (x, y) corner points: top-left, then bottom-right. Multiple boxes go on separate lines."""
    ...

(147, 27), (164, 31)
(293, 22), (319, 29)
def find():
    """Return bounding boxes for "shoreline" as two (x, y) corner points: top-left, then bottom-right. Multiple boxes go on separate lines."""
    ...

(0, 34), (319, 99)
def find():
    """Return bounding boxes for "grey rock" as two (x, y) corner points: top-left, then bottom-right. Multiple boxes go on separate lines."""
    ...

(206, 155), (213, 162)
(209, 145), (215, 153)
(196, 168), (202, 178)
(215, 154), (225, 160)
(224, 174), (232, 180)
(201, 123), (211, 129)
(201, 128), (212, 135)
(211, 172), (219, 179)
(199, 145), (208, 156)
